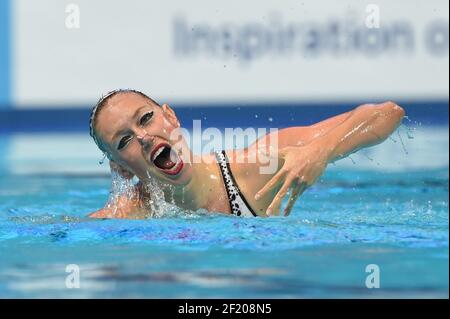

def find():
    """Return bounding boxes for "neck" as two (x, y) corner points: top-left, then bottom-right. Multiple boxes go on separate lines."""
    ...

(171, 155), (222, 210)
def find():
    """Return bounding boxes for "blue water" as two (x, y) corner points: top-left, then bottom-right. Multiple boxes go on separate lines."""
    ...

(0, 165), (448, 298)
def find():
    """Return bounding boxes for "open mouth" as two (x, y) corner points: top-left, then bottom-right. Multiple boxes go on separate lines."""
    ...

(150, 143), (184, 176)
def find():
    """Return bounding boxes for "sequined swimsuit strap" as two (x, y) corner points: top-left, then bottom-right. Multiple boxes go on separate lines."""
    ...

(214, 150), (257, 217)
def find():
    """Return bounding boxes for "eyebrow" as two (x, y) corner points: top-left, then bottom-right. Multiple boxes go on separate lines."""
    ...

(112, 105), (149, 141)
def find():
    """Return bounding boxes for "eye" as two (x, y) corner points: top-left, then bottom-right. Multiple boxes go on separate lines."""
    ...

(139, 111), (154, 126)
(117, 135), (133, 150)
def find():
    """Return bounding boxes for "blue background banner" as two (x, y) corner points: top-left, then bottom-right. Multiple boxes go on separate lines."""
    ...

(0, 100), (447, 134)
(1, 0), (448, 132)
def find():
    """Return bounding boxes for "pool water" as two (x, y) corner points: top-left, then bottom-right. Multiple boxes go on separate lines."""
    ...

(0, 167), (448, 298)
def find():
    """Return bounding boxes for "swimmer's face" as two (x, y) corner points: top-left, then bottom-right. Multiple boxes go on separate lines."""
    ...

(95, 93), (193, 185)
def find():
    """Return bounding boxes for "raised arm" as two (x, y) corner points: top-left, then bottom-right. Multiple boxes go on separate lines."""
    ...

(319, 101), (405, 161)
(255, 101), (405, 216)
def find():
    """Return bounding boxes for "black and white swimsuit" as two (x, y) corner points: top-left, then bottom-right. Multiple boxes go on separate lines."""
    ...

(215, 150), (257, 217)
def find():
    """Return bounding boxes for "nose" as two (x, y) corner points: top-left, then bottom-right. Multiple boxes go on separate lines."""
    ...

(136, 129), (154, 147)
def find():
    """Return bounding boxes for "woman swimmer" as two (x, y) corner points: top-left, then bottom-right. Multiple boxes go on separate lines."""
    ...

(88, 89), (405, 218)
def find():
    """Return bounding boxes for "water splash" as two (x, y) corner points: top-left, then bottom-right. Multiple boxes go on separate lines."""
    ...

(401, 118), (416, 140)
(141, 172), (204, 218)
(397, 129), (409, 155)
(360, 151), (381, 166)
(362, 152), (374, 162)
(104, 167), (192, 219)
(98, 153), (107, 165)
(406, 127), (415, 140)
(105, 170), (138, 218)
(146, 179), (187, 217)
(348, 155), (356, 165)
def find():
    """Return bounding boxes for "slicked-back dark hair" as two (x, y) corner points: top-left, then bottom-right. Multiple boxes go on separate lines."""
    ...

(89, 89), (160, 155)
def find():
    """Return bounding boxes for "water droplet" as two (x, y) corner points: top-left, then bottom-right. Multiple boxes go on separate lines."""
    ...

(397, 130), (409, 155)
(99, 153), (106, 165)
(348, 156), (356, 164)
(362, 152), (374, 161)
(389, 136), (397, 143)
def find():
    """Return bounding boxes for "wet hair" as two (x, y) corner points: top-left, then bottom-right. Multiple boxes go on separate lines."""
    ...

(89, 89), (160, 156)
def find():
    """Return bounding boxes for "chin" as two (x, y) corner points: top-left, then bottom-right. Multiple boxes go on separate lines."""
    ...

(147, 161), (192, 186)
(165, 162), (193, 186)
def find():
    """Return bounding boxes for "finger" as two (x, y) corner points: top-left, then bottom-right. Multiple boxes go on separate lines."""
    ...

(255, 168), (287, 200)
(278, 146), (293, 156)
(283, 182), (307, 216)
(266, 177), (293, 216)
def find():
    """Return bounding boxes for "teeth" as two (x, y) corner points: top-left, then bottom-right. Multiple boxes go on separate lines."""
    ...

(152, 146), (166, 162)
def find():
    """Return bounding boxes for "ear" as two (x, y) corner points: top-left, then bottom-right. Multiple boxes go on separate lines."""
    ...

(109, 160), (135, 180)
(162, 103), (180, 128)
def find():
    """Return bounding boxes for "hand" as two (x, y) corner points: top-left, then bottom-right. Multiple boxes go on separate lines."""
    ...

(255, 143), (331, 216)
